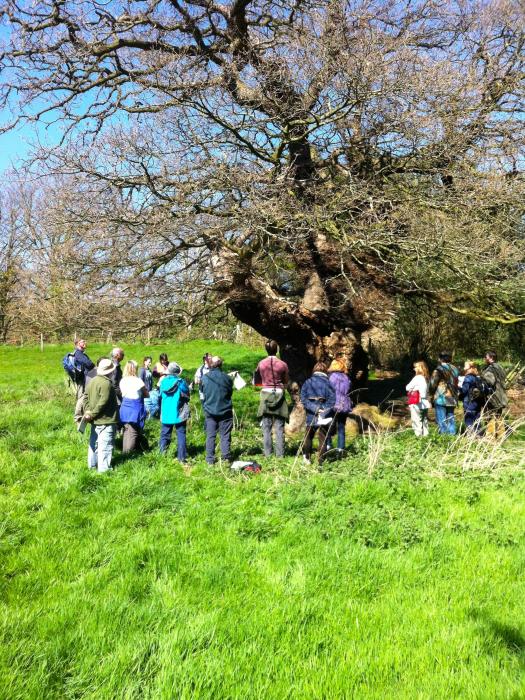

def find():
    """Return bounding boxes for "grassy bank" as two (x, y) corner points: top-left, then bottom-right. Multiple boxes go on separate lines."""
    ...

(1, 342), (525, 699)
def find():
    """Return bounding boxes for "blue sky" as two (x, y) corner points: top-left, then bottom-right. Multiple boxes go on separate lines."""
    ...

(0, 120), (62, 173)
(0, 127), (31, 171)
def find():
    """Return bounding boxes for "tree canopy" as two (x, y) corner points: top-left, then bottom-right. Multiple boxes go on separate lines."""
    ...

(1, 0), (525, 373)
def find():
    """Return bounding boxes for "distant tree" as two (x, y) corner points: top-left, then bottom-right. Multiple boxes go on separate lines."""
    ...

(1, 0), (525, 381)
(0, 184), (27, 342)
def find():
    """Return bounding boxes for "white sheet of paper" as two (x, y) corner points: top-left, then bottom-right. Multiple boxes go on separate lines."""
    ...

(233, 373), (246, 390)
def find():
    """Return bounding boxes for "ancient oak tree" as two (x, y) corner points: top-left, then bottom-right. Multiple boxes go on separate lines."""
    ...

(1, 0), (525, 382)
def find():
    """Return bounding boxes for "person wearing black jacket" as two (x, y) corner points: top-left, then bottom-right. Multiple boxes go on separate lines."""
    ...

(73, 338), (95, 424)
(201, 356), (234, 465)
(482, 351), (509, 440)
(110, 347), (125, 404)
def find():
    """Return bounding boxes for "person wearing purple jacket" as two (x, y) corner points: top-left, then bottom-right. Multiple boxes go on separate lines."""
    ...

(326, 359), (352, 451)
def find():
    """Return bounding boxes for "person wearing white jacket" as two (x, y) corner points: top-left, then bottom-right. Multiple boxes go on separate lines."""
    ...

(406, 361), (431, 436)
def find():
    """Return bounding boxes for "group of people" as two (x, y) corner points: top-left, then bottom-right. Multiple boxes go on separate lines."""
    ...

(405, 351), (509, 439)
(70, 341), (237, 472)
(68, 338), (356, 472)
(68, 339), (511, 474)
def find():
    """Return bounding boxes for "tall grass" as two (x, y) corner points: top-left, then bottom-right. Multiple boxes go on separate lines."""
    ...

(1, 342), (525, 699)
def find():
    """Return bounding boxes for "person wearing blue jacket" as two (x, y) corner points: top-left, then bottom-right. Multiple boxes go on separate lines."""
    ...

(201, 356), (234, 465)
(159, 362), (190, 462)
(300, 362), (336, 465)
(73, 338), (95, 424)
(459, 361), (484, 436)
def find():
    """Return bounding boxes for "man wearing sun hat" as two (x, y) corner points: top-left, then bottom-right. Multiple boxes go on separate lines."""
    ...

(84, 358), (119, 473)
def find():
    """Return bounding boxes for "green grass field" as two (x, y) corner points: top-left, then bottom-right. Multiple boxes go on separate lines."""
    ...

(1, 341), (525, 699)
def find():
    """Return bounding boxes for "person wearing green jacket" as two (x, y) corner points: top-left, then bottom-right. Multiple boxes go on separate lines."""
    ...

(482, 350), (509, 440)
(84, 358), (119, 473)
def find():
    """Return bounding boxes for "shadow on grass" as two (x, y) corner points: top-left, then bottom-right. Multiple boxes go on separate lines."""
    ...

(489, 621), (525, 655)
(470, 610), (525, 660)
(111, 451), (146, 467)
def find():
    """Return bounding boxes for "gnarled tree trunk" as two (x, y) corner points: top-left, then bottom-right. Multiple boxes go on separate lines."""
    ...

(225, 260), (369, 432)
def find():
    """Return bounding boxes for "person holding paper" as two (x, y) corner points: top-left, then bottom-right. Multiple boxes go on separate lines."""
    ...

(201, 356), (234, 465)
(300, 362), (336, 465)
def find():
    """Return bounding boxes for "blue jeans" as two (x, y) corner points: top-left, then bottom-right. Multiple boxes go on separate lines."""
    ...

(205, 414), (233, 464)
(434, 404), (456, 435)
(326, 413), (347, 450)
(159, 422), (187, 462)
(88, 424), (116, 473)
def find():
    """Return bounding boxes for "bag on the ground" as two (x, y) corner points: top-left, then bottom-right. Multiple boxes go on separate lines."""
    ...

(62, 352), (81, 382)
(407, 390), (420, 405)
(230, 460), (262, 473)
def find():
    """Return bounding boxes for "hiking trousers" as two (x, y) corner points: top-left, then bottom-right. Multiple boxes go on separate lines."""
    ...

(74, 382), (87, 423)
(409, 406), (429, 437)
(88, 424), (116, 473)
(464, 410), (482, 436)
(485, 408), (506, 440)
(159, 422), (187, 462)
(303, 424), (330, 463)
(326, 413), (348, 450)
(122, 422), (141, 453)
(205, 414), (233, 464)
(434, 405), (456, 435)
(261, 415), (285, 457)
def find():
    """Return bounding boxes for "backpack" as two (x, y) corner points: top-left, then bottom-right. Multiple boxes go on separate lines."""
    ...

(467, 376), (492, 404)
(435, 364), (459, 406)
(145, 389), (160, 418)
(62, 352), (81, 382)
(230, 460), (262, 473)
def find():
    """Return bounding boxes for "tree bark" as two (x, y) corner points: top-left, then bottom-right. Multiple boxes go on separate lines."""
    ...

(227, 279), (369, 432)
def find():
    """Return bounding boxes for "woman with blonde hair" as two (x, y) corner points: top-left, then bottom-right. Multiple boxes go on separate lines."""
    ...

(406, 360), (431, 436)
(119, 360), (149, 453)
(326, 358), (352, 452)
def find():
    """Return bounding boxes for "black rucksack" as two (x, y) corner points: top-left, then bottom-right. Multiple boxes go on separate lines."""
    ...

(468, 376), (493, 404)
